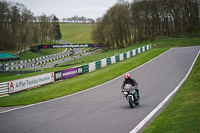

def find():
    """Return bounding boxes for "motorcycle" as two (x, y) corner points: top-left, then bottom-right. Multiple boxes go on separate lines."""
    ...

(122, 84), (139, 108)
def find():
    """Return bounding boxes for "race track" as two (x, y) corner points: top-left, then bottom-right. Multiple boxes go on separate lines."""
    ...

(0, 46), (199, 133)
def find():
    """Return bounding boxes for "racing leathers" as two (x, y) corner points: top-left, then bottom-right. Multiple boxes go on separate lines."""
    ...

(121, 78), (139, 98)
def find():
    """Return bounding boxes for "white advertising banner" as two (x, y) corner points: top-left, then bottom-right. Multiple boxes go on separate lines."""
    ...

(9, 72), (54, 94)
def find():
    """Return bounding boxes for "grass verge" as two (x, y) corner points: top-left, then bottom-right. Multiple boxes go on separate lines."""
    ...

(19, 48), (65, 60)
(0, 47), (168, 106)
(142, 52), (200, 133)
(152, 36), (200, 47)
(2, 36), (199, 82)
(0, 44), (147, 82)
(58, 44), (147, 66)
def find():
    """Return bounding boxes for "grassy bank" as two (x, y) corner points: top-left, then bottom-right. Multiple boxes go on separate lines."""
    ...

(0, 44), (147, 82)
(152, 36), (200, 47)
(60, 23), (93, 43)
(0, 47), (168, 106)
(19, 48), (64, 60)
(1, 36), (199, 82)
(142, 53), (200, 133)
(58, 43), (147, 67)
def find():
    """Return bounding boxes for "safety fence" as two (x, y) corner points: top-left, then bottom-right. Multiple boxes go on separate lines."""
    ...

(4, 48), (69, 71)
(0, 45), (151, 96)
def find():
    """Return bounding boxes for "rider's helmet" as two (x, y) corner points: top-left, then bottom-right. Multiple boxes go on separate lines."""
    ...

(124, 74), (131, 79)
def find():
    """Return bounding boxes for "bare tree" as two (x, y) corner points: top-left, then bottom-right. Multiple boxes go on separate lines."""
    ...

(91, 0), (200, 50)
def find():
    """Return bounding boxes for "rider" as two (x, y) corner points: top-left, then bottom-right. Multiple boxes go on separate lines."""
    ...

(121, 74), (140, 98)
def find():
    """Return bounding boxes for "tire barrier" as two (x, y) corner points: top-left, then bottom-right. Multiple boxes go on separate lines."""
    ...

(84, 45), (151, 73)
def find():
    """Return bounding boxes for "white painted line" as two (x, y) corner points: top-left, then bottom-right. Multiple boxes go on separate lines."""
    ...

(0, 47), (171, 114)
(129, 49), (200, 133)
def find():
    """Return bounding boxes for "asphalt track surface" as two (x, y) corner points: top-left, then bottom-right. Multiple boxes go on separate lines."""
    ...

(0, 46), (199, 133)
(12, 40), (89, 69)
(27, 48), (82, 69)
(28, 48), (92, 69)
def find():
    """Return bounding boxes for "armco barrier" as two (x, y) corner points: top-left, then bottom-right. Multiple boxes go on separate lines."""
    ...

(0, 82), (9, 96)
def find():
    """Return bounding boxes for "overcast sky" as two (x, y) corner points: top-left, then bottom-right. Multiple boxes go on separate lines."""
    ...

(8, 0), (132, 20)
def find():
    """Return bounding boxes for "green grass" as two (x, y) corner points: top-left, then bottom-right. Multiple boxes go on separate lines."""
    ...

(0, 44), (146, 82)
(0, 65), (70, 82)
(1, 22), (199, 131)
(3, 48), (65, 63)
(152, 36), (200, 47)
(0, 47), (168, 106)
(59, 35), (200, 67)
(0, 73), (14, 79)
(19, 48), (64, 60)
(1, 36), (199, 82)
(142, 54), (200, 133)
(60, 23), (93, 43)
(58, 43), (146, 67)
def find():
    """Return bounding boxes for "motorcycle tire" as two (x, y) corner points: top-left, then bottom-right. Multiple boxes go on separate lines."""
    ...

(136, 100), (139, 105)
(128, 96), (135, 108)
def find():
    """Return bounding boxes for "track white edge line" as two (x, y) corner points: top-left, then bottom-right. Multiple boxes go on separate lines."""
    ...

(0, 48), (172, 114)
(129, 49), (200, 133)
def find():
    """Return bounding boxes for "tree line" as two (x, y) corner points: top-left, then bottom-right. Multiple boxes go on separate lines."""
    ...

(0, 1), (62, 53)
(62, 15), (95, 24)
(92, 0), (200, 50)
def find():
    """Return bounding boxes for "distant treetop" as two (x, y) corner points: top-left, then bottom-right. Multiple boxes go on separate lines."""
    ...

(62, 15), (95, 24)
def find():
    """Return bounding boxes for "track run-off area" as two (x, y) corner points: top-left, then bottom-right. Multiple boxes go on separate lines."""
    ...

(0, 46), (199, 133)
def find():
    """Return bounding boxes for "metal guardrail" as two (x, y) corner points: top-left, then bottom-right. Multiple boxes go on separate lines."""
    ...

(0, 82), (9, 96)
